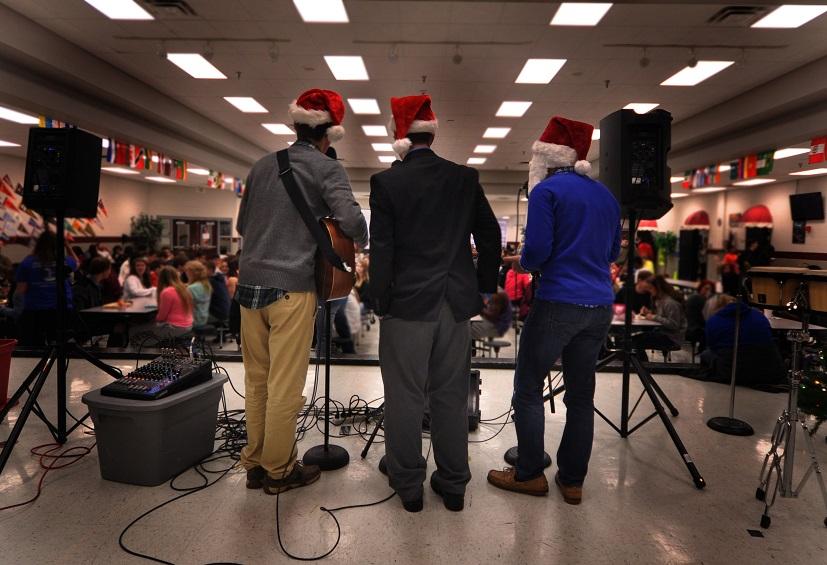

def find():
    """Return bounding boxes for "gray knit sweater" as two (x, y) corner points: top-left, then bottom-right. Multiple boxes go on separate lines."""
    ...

(237, 142), (369, 292)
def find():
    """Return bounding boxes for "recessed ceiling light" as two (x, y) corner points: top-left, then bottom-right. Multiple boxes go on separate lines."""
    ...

(151, 155), (159, 163)
(790, 168), (827, 176)
(483, 127), (511, 139)
(188, 168), (210, 176)
(0, 105), (39, 124)
(661, 61), (735, 86)
(362, 125), (388, 137)
(474, 145), (497, 154)
(671, 193), (689, 198)
(752, 5), (827, 28)
(324, 56), (369, 80)
(83, 0), (153, 20)
(262, 123), (294, 135)
(224, 177), (234, 184)
(146, 176), (177, 183)
(692, 186), (727, 193)
(0, 140), (21, 147)
(348, 98), (381, 115)
(733, 178), (775, 186)
(718, 164), (731, 172)
(550, 3), (613, 26)
(378, 155), (396, 163)
(670, 176), (684, 183)
(496, 101), (532, 118)
(101, 138), (110, 149)
(592, 129), (601, 141)
(372, 143), (394, 152)
(774, 147), (810, 160)
(515, 59), (567, 84)
(468, 157), (487, 165)
(292, 0), (349, 23)
(224, 97), (268, 113)
(167, 53), (227, 79)
(101, 167), (140, 175)
(624, 103), (659, 114)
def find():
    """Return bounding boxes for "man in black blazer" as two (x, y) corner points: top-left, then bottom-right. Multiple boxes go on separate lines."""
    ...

(369, 95), (501, 513)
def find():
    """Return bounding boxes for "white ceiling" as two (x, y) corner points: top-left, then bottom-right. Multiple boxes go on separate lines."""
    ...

(0, 1), (826, 177)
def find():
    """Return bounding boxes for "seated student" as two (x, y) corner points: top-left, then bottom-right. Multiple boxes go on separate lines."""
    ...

(685, 280), (715, 349)
(505, 267), (531, 310)
(206, 260), (230, 325)
(122, 257), (155, 300)
(471, 291), (512, 340)
(634, 275), (686, 358)
(701, 295), (785, 387)
(73, 256), (111, 311)
(131, 267), (194, 345)
(185, 260), (212, 328)
(615, 269), (653, 314)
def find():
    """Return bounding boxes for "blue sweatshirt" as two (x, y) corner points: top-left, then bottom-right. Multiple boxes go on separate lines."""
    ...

(706, 303), (773, 350)
(520, 172), (621, 306)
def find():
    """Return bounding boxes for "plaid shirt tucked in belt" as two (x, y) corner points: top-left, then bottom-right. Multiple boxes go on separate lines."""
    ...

(234, 284), (287, 310)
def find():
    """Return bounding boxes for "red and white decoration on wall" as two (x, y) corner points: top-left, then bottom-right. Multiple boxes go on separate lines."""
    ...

(741, 204), (773, 228)
(681, 210), (711, 230)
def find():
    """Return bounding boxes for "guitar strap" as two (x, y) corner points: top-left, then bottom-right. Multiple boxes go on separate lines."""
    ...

(276, 149), (350, 273)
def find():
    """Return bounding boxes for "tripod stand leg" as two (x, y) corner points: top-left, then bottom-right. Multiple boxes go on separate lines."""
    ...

(0, 350), (58, 475)
(647, 374), (679, 417)
(360, 406), (385, 459)
(69, 342), (124, 380)
(798, 422), (827, 523)
(630, 354), (705, 489)
(0, 354), (50, 423)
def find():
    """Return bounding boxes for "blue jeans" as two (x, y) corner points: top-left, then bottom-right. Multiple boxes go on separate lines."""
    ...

(513, 300), (613, 485)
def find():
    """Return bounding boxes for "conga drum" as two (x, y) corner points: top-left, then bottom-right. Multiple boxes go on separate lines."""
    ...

(747, 267), (809, 309)
(806, 271), (827, 314)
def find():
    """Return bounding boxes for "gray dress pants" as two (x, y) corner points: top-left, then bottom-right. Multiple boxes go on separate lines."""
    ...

(379, 301), (472, 502)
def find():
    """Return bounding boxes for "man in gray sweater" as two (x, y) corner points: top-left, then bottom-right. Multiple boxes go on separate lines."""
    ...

(236, 89), (368, 494)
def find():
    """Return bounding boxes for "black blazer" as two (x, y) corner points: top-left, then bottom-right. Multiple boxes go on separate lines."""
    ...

(369, 149), (501, 322)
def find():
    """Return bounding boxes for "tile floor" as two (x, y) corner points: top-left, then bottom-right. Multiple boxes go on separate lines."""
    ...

(1, 356), (826, 564)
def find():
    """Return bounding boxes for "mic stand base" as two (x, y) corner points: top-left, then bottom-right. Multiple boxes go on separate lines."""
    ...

(707, 416), (754, 436)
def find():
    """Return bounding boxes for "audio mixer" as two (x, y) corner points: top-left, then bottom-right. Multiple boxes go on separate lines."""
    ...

(101, 352), (213, 400)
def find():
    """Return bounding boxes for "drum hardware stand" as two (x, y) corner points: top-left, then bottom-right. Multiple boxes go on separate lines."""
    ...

(707, 285), (754, 436)
(755, 287), (827, 528)
(0, 212), (123, 476)
(503, 210), (705, 489)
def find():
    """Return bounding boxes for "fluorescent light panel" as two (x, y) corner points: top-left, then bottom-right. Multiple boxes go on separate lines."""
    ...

(324, 56), (369, 80)
(378, 155), (396, 163)
(348, 98), (381, 115)
(515, 59), (567, 84)
(496, 101), (532, 118)
(718, 164), (731, 172)
(670, 176), (684, 183)
(362, 125), (388, 137)
(0, 105), (39, 124)
(102, 167), (140, 175)
(372, 143), (394, 152)
(293, 0), (349, 23)
(146, 176), (177, 183)
(752, 5), (827, 28)
(188, 168), (210, 176)
(468, 157), (487, 165)
(483, 127), (511, 139)
(262, 123), (294, 135)
(0, 140), (21, 147)
(692, 186), (727, 193)
(592, 129), (600, 141)
(474, 145), (497, 154)
(224, 97), (268, 113)
(167, 53), (226, 79)
(671, 193), (689, 198)
(551, 3), (613, 26)
(661, 61), (734, 86)
(84, 0), (153, 20)
(774, 147), (810, 160)
(733, 178), (775, 186)
(790, 168), (827, 176)
(624, 103), (659, 114)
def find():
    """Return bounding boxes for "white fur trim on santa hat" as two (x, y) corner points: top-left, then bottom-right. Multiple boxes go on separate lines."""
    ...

(288, 101), (332, 127)
(326, 125), (345, 143)
(392, 138), (413, 159)
(532, 140), (577, 167)
(407, 119), (438, 135)
(574, 160), (591, 175)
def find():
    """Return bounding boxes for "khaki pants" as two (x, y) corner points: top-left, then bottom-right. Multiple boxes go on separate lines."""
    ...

(240, 291), (316, 478)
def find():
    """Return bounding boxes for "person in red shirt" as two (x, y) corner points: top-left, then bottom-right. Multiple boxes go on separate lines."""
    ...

(505, 268), (531, 308)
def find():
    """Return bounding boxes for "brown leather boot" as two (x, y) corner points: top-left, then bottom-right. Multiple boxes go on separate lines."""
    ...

(487, 467), (548, 496)
(263, 462), (321, 495)
(246, 466), (267, 489)
(555, 472), (582, 505)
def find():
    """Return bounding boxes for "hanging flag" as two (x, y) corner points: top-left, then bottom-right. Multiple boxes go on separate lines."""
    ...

(93, 216), (105, 229)
(173, 159), (187, 181)
(233, 178), (244, 197)
(2, 196), (20, 212)
(810, 136), (827, 164)
(98, 199), (108, 217)
(756, 150), (774, 176)
(64, 219), (77, 235)
(106, 138), (116, 163)
(82, 222), (96, 237)
(0, 178), (14, 198)
(17, 222), (29, 235)
(15, 182), (23, 196)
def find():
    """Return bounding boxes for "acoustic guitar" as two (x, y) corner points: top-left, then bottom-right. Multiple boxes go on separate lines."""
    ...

(315, 217), (355, 301)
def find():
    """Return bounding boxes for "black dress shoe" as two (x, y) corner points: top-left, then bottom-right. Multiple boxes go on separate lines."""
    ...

(246, 466), (267, 489)
(401, 497), (423, 513)
(378, 455), (388, 476)
(430, 475), (464, 511)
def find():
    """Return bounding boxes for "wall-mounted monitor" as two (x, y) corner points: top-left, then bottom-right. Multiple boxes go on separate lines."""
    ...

(789, 192), (825, 222)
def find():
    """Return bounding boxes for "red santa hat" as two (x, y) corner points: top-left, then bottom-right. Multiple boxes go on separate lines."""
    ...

(389, 95), (438, 158)
(528, 116), (594, 190)
(288, 88), (346, 143)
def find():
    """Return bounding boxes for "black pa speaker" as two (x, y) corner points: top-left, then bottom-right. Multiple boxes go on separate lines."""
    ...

(23, 127), (102, 218)
(599, 109), (673, 220)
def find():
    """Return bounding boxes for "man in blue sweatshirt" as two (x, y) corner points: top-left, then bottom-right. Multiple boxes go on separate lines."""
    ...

(488, 116), (621, 503)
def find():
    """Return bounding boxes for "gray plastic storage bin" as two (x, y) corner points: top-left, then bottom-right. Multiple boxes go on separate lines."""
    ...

(82, 374), (228, 486)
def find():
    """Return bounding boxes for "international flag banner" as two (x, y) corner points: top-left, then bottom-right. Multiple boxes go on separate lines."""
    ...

(2, 196), (20, 212)
(730, 160), (739, 181)
(72, 219), (84, 232)
(682, 171), (692, 189)
(0, 177), (14, 197)
(757, 151), (774, 176)
(82, 222), (96, 237)
(17, 222), (29, 235)
(233, 178), (244, 197)
(29, 217), (41, 230)
(98, 199), (108, 217)
(173, 159), (187, 181)
(113, 142), (129, 166)
(93, 216), (104, 229)
(106, 139), (116, 163)
(64, 219), (77, 235)
(810, 136), (826, 164)
(744, 154), (758, 179)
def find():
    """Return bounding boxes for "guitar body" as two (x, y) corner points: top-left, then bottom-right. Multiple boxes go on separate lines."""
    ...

(315, 218), (355, 301)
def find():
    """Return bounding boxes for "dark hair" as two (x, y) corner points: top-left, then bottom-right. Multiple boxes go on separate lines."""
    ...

(227, 258), (239, 278)
(129, 257), (151, 288)
(407, 132), (434, 146)
(650, 275), (684, 303)
(172, 253), (189, 269)
(295, 122), (331, 143)
(87, 256), (111, 276)
(205, 261), (216, 273)
(697, 280), (715, 294)
(33, 230), (56, 264)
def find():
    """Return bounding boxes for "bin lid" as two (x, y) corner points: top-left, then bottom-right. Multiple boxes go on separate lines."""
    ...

(82, 374), (228, 412)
